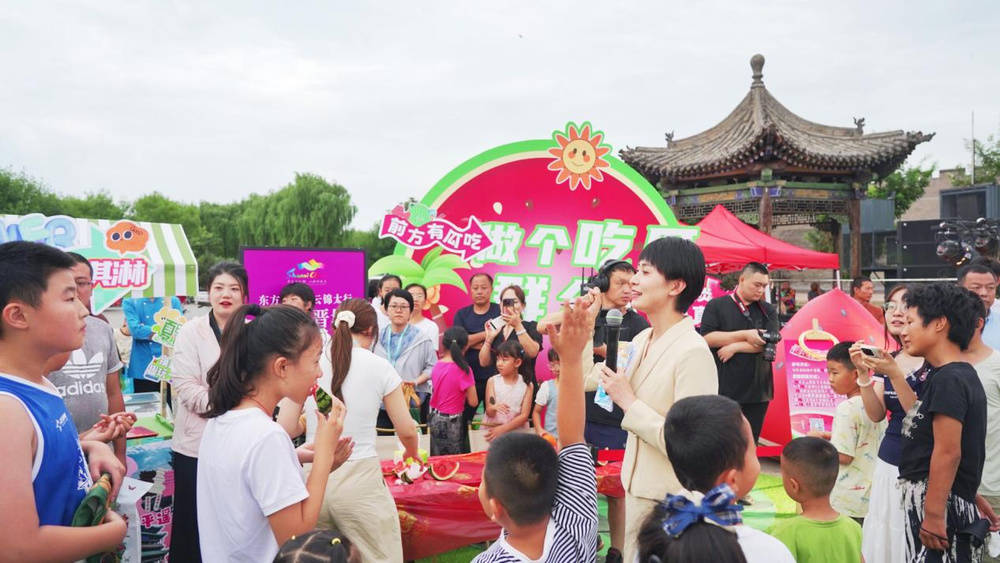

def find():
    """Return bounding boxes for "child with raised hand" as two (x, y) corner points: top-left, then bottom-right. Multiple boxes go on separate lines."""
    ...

(482, 339), (534, 442)
(772, 437), (863, 563)
(196, 304), (353, 563)
(533, 348), (561, 442)
(473, 294), (600, 562)
(637, 394), (794, 563)
(813, 341), (885, 523)
(0, 241), (128, 561)
(429, 326), (479, 455)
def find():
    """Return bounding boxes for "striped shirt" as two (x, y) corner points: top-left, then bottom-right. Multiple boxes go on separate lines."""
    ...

(473, 442), (598, 563)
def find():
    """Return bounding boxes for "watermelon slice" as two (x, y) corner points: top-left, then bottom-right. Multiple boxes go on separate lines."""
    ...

(429, 460), (460, 481)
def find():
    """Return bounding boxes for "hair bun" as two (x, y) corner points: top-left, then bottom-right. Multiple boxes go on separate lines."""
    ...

(246, 304), (265, 317)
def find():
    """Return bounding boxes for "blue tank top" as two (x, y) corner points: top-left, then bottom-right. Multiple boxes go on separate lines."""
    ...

(877, 362), (930, 466)
(0, 374), (92, 526)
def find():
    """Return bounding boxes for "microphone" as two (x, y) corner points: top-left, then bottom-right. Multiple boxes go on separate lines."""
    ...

(605, 309), (624, 372)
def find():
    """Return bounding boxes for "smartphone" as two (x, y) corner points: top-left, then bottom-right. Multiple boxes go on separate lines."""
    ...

(502, 297), (517, 308)
(860, 344), (881, 357)
(487, 317), (505, 332)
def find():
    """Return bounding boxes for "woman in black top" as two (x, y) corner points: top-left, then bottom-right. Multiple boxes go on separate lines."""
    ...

(479, 285), (543, 381)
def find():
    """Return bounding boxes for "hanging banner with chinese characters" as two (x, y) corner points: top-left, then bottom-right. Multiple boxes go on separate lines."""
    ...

(759, 289), (886, 455)
(240, 248), (367, 333)
(0, 214), (199, 313)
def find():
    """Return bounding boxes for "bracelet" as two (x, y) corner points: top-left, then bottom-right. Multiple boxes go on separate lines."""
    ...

(856, 377), (875, 388)
(516, 329), (527, 336)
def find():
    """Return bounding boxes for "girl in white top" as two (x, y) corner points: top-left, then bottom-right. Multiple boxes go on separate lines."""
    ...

(277, 299), (418, 563)
(482, 339), (534, 443)
(197, 304), (353, 563)
(169, 261), (247, 563)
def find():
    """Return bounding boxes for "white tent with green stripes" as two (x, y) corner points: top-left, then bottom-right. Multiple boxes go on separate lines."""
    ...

(1, 213), (199, 313)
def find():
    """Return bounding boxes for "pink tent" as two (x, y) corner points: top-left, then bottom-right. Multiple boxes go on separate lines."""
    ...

(694, 205), (840, 273)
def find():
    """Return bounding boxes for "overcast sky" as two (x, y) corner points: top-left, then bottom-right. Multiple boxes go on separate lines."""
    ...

(2, 1), (998, 228)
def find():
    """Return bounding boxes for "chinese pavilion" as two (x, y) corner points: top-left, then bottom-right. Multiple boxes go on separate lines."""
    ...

(620, 54), (933, 276)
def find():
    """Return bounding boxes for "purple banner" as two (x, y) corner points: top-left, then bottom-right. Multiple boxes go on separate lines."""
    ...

(241, 248), (367, 332)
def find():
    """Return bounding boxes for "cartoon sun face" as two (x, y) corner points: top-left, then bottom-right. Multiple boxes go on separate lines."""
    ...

(547, 122), (611, 191)
(105, 221), (149, 255)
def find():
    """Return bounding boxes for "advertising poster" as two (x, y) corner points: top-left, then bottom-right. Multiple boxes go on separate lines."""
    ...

(760, 289), (886, 455)
(0, 213), (198, 313)
(241, 248), (367, 332)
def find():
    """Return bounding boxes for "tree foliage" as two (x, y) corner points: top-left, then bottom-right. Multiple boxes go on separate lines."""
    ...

(951, 133), (1000, 186)
(0, 168), (397, 286)
(868, 161), (936, 218)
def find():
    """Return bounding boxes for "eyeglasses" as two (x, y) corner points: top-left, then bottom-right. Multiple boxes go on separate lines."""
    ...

(387, 305), (410, 311)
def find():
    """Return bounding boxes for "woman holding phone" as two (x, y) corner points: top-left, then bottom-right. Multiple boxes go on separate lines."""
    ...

(849, 284), (927, 563)
(479, 285), (543, 382)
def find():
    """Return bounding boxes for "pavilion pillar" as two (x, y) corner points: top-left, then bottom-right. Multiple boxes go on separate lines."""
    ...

(848, 196), (862, 278)
(759, 189), (773, 234)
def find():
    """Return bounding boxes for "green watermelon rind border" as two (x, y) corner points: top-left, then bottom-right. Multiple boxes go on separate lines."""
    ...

(393, 138), (696, 257)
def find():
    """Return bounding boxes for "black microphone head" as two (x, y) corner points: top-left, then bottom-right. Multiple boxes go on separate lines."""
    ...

(606, 308), (624, 328)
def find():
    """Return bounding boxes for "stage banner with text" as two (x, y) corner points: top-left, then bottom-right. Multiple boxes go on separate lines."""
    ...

(241, 248), (367, 333)
(687, 275), (727, 327)
(0, 214), (198, 313)
(368, 122), (698, 380)
(760, 289), (886, 454)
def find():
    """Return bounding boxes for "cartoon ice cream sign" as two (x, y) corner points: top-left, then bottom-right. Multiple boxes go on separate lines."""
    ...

(0, 213), (155, 313)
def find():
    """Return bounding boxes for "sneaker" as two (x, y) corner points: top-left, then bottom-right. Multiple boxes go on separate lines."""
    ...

(605, 547), (623, 563)
(738, 495), (754, 506)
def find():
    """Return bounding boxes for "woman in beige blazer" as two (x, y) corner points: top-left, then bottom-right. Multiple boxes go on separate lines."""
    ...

(597, 238), (718, 562)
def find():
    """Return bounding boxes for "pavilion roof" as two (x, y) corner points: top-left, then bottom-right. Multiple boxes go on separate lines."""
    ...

(620, 54), (934, 183)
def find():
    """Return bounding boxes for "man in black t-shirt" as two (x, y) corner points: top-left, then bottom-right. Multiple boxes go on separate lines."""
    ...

(897, 283), (988, 562)
(453, 273), (501, 450)
(585, 259), (648, 563)
(700, 262), (778, 443)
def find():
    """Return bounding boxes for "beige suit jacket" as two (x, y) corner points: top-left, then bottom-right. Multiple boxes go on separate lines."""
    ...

(619, 316), (718, 500)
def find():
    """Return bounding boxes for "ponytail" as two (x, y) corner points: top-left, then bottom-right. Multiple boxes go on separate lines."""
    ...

(442, 326), (470, 374)
(328, 299), (378, 402)
(203, 304), (318, 418)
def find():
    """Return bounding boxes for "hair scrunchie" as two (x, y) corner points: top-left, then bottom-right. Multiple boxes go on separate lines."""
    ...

(335, 310), (356, 329)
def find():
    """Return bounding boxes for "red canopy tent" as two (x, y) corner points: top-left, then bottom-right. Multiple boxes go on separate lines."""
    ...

(694, 205), (839, 273)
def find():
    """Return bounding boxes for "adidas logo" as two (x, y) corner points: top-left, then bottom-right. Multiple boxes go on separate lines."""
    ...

(60, 350), (105, 381)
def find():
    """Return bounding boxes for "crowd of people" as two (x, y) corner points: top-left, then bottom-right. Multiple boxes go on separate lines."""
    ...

(3, 236), (1000, 563)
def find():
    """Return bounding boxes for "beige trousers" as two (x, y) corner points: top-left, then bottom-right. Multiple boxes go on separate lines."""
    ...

(317, 457), (403, 563)
(623, 493), (658, 563)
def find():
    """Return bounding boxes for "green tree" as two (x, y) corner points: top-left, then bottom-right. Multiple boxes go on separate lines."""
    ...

(0, 169), (61, 216)
(129, 192), (215, 283)
(868, 161), (936, 218)
(344, 222), (397, 268)
(59, 191), (128, 220)
(236, 173), (356, 248)
(951, 133), (1000, 186)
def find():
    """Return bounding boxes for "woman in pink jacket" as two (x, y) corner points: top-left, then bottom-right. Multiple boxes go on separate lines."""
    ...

(169, 262), (248, 563)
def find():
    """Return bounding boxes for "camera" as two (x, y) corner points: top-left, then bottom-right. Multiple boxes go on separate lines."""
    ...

(758, 329), (782, 362)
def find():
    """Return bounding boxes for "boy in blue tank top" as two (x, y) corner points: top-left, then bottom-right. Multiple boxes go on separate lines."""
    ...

(0, 241), (127, 560)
